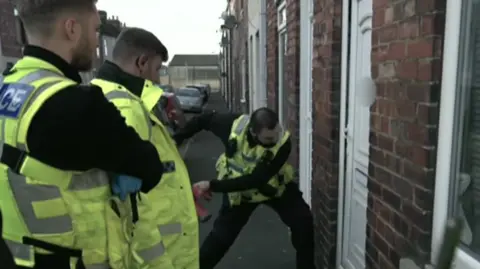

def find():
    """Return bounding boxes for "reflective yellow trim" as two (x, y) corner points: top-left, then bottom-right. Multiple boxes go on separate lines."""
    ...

(31, 198), (69, 219)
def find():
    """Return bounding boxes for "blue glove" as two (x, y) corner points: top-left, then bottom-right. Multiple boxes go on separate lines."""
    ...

(112, 175), (142, 201)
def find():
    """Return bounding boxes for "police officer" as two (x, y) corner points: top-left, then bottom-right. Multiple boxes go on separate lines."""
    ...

(0, 1), (165, 268)
(175, 108), (315, 269)
(91, 27), (199, 269)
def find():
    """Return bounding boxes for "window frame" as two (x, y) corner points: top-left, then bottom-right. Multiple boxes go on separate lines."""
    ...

(432, 0), (480, 267)
(103, 39), (108, 57)
(277, 0), (287, 127)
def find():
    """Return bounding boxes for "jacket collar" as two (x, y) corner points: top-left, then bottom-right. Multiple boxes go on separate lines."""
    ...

(2, 45), (82, 83)
(96, 61), (145, 97)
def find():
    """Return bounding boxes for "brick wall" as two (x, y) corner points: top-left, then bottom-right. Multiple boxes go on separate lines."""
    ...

(266, 0), (278, 110)
(310, 0), (344, 268)
(266, 0), (300, 168)
(285, 0), (300, 168)
(0, 0), (22, 58)
(368, 0), (445, 268)
(231, 0), (249, 113)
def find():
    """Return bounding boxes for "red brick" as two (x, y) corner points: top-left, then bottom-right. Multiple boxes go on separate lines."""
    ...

(373, 7), (386, 28)
(420, 15), (435, 35)
(406, 39), (434, 58)
(396, 60), (418, 79)
(370, 0), (445, 267)
(397, 17), (420, 39)
(373, 0), (389, 9)
(395, 100), (416, 119)
(388, 42), (407, 60)
(377, 25), (398, 43)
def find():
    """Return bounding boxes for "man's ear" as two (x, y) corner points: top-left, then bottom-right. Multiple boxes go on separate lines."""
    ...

(137, 54), (149, 69)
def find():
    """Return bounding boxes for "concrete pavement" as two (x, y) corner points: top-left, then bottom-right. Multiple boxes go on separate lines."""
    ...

(182, 93), (296, 269)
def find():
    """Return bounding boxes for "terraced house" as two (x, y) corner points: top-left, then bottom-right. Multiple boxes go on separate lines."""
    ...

(0, 0), (22, 71)
(220, 0), (480, 268)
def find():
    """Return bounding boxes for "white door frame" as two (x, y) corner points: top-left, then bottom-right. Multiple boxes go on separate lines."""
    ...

(337, 0), (373, 267)
(277, 0), (287, 126)
(336, 0), (352, 266)
(299, 0), (314, 206)
(431, 0), (480, 267)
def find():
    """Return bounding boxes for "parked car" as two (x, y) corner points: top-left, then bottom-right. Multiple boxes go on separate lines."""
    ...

(186, 84), (209, 104)
(152, 86), (186, 134)
(160, 84), (174, 93)
(176, 87), (204, 113)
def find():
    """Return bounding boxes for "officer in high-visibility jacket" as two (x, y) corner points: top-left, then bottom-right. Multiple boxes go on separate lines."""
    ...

(0, 1), (165, 268)
(91, 27), (199, 269)
(174, 108), (315, 269)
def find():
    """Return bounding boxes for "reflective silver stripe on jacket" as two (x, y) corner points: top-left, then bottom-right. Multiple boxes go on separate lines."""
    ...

(4, 152), (109, 236)
(8, 70), (67, 151)
(226, 161), (244, 174)
(233, 115), (249, 135)
(104, 90), (152, 139)
(241, 153), (257, 163)
(1, 70), (109, 255)
(84, 263), (110, 269)
(136, 222), (182, 262)
(4, 239), (32, 262)
(232, 115), (260, 165)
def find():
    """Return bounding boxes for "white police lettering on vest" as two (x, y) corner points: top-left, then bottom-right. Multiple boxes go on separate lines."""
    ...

(0, 82), (34, 118)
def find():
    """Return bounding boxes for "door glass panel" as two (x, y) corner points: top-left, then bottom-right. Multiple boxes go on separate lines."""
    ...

(452, 0), (480, 261)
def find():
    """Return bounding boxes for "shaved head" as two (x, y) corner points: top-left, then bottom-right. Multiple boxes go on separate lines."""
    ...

(112, 27), (168, 63)
(112, 27), (168, 83)
(16, 0), (97, 38)
(250, 107), (279, 133)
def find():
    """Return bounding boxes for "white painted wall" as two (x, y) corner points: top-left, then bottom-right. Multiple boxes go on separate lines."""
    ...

(247, 0), (267, 110)
(248, 0), (261, 37)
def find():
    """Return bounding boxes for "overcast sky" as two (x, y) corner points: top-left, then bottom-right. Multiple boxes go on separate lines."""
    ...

(97, 0), (225, 61)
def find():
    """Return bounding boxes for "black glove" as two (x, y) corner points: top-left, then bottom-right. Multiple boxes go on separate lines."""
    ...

(257, 184), (277, 197)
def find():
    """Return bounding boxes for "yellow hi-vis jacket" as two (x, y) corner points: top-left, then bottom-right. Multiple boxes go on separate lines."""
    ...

(0, 57), (111, 268)
(91, 78), (199, 269)
(215, 114), (295, 206)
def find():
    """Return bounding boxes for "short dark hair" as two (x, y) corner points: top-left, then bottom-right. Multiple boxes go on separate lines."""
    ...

(250, 107), (279, 133)
(16, 0), (96, 37)
(112, 27), (169, 62)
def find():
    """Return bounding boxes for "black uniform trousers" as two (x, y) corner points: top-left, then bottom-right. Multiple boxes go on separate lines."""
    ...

(0, 211), (16, 269)
(200, 183), (315, 269)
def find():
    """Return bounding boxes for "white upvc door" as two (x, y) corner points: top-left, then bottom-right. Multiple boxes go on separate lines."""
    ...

(338, 0), (373, 268)
(299, 0), (314, 206)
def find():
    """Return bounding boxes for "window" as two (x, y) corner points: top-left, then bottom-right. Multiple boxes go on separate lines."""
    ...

(277, 0), (287, 127)
(434, 0), (480, 268)
(103, 39), (108, 56)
